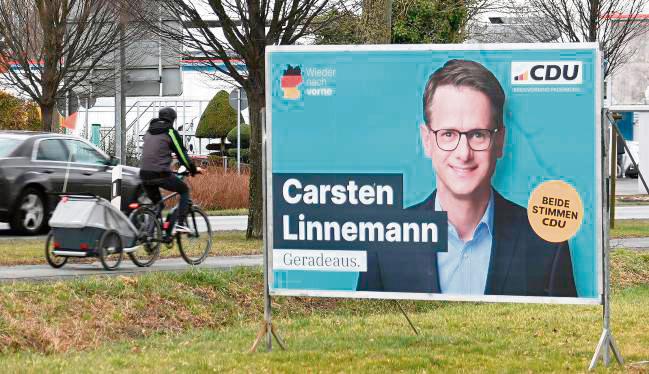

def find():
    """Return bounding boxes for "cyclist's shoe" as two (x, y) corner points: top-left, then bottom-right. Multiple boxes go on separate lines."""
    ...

(173, 224), (192, 234)
(162, 234), (174, 248)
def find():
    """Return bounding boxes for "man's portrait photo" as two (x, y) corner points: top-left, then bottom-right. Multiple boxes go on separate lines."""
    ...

(357, 59), (578, 297)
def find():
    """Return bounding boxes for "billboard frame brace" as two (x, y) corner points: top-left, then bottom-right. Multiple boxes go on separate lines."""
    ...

(608, 112), (649, 195)
(249, 320), (286, 353)
(588, 109), (624, 370)
(608, 112), (649, 229)
(589, 329), (622, 370)
(394, 300), (419, 335)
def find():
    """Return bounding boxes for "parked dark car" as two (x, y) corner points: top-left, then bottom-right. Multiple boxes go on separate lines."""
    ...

(0, 131), (145, 234)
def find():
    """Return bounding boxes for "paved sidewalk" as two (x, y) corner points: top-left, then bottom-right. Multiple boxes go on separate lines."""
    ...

(0, 255), (262, 282)
(610, 237), (649, 250)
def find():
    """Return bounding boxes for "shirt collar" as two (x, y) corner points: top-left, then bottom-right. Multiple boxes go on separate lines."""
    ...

(434, 189), (495, 238)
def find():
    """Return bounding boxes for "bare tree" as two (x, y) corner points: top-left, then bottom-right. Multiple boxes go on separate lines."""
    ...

(130, 0), (347, 239)
(0, 0), (138, 131)
(513, 0), (648, 77)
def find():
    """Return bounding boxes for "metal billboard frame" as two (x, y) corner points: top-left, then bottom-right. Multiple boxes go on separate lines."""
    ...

(257, 43), (619, 369)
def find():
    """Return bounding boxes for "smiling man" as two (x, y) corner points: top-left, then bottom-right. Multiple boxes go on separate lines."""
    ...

(357, 59), (577, 297)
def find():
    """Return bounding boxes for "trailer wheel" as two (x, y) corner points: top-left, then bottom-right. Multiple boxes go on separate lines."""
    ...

(98, 230), (124, 270)
(45, 231), (67, 268)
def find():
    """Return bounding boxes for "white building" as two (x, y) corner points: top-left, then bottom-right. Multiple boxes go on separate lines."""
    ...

(77, 61), (249, 157)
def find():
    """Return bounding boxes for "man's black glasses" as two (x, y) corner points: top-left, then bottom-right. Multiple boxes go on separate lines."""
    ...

(428, 127), (502, 151)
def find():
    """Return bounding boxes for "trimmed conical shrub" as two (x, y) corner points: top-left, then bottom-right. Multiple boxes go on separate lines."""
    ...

(196, 90), (237, 139)
(226, 123), (250, 148)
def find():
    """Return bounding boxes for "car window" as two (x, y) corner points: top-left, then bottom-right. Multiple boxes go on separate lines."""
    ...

(0, 138), (21, 157)
(36, 139), (69, 161)
(66, 140), (107, 165)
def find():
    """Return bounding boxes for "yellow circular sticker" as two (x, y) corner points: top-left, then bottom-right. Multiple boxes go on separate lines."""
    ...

(527, 180), (584, 243)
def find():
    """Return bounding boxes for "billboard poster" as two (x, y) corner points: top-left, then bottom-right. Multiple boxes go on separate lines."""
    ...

(266, 44), (602, 304)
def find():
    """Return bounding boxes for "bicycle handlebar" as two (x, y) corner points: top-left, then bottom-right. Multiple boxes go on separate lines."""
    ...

(174, 167), (203, 177)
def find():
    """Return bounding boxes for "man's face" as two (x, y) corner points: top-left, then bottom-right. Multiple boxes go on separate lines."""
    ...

(420, 85), (504, 200)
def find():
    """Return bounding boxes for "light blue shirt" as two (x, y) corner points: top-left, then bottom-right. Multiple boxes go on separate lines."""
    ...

(436, 191), (494, 295)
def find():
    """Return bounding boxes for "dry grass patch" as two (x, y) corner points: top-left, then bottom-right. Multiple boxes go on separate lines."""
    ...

(0, 269), (405, 355)
(0, 269), (264, 353)
(187, 168), (249, 210)
(616, 194), (649, 204)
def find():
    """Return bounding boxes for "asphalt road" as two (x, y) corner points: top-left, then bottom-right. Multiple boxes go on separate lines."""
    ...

(615, 177), (647, 195)
(0, 215), (248, 241)
(614, 206), (649, 220)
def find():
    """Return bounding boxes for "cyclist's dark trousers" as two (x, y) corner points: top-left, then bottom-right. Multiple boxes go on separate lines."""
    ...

(140, 172), (190, 230)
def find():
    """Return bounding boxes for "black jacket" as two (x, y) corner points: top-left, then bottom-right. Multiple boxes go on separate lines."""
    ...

(140, 118), (197, 175)
(356, 190), (577, 297)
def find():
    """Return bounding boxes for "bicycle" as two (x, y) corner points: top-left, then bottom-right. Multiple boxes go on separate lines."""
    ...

(128, 170), (213, 266)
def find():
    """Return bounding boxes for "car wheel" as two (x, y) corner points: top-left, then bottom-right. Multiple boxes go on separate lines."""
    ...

(10, 187), (48, 235)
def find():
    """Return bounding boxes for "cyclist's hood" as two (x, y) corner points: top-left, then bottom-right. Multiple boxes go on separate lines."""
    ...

(148, 118), (173, 135)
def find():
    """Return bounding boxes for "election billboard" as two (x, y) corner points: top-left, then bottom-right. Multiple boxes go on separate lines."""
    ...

(266, 44), (602, 304)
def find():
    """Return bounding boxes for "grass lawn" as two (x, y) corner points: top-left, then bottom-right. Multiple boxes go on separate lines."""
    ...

(1, 250), (649, 372)
(0, 231), (261, 266)
(610, 219), (649, 238)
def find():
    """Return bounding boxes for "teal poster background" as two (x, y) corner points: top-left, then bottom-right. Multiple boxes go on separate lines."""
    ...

(269, 45), (600, 300)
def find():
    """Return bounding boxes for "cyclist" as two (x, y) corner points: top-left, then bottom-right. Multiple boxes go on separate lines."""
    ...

(139, 107), (201, 236)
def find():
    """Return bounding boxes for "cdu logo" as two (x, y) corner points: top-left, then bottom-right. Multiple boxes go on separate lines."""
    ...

(280, 65), (303, 99)
(511, 61), (582, 85)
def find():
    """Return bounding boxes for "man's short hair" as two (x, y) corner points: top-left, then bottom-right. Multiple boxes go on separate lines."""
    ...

(423, 59), (505, 129)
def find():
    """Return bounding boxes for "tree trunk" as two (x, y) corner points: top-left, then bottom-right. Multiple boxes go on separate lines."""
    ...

(246, 87), (264, 239)
(360, 0), (391, 43)
(588, 0), (599, 43)
(40, 102), (56, 132)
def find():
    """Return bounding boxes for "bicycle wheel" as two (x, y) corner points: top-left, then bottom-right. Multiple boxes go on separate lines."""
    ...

(98, 230), (124, 270)
(177, 206), (212, 265)
(44, 231), (67, 268)
(128, 207), (162, 267)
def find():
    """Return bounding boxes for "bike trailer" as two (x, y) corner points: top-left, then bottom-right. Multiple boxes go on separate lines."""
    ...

(48, 195), (137, 256)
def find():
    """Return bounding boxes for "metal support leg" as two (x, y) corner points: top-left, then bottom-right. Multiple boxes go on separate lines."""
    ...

(589, 109), (624, 370)
(394, 300), (419, 335)
(589, 329), (624, 370)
